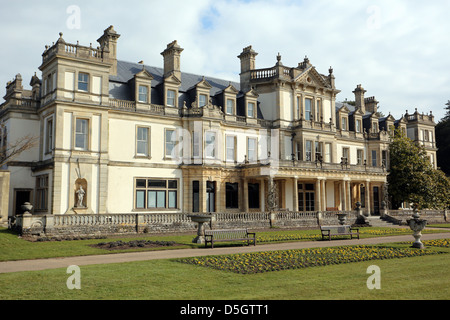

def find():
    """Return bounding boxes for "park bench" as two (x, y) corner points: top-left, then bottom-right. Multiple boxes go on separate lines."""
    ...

(204, 228), (256, 248)
(320, 225), (360, 241)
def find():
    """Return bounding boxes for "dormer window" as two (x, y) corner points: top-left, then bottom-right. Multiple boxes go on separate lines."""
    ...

(356, 119), (362, 133)
(138, 85), (149, 103)
(78, 73), (89, 92)
(226, 99), (234, 115)
(167, 89), (176, 107)
(199, 94), (207, 107)
(341, 117), (348, 131)
(247, 102), (255, 118)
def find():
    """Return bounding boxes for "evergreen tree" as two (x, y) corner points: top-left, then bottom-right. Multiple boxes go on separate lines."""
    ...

(388, 128), (450, 209)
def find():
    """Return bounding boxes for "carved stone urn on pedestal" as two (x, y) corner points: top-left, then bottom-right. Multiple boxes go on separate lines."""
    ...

(407, 207), (427, 249)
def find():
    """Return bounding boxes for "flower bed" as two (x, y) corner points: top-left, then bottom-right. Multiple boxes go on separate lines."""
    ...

(256, 228), (413, 243)
(177, 246), (443, 274)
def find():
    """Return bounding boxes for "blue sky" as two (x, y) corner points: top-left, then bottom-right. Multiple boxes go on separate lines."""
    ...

(1, 0), (449, 122)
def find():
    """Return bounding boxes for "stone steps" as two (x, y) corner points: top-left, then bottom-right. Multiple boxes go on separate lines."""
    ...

(366, 216), (400, 228)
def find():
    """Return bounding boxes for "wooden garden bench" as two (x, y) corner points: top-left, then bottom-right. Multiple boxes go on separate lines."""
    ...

(204, 228), (256, 248)
(320, 225), (360, 241)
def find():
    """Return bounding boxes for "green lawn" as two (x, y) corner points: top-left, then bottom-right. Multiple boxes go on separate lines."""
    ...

(0, 226), (448, 261)
(1, 227), (449, 300)
(1, 243), (449, 300)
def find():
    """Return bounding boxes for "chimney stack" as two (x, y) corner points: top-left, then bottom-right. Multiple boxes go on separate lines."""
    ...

(238, 45), (258, 91)
(97, 25), (121, 75)
(353, 84), (366, 113)
(161, 40), (184, 80)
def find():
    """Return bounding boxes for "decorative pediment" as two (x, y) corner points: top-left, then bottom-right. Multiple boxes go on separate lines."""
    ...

(294, 66), (330, 89)
(353, 107), (365, 116)
(222, 83), (239, 94)
(195, 77), (212, 90)
(244, 88), (259, 98)
(135, 67), (154, 80)
(338, 104), (351, 114)
(163, 72), (181, 85)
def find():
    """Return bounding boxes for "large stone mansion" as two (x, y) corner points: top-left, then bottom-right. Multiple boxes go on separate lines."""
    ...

(0, 26), (437, 223)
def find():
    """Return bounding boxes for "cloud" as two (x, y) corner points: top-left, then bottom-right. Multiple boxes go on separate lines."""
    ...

(1, 0), (449, 121)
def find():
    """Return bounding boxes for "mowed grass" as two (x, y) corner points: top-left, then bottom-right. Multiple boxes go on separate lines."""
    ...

(1, 227), (449, 300)
(1, 243), (449, 300)
(1, 226), (448, 262)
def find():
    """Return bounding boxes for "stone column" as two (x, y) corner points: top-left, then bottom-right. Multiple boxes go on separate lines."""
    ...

(199, 176), (206, 213)
(242, 178), (249, 213)
(321, 179), (327, 212)
(365, 180), (371, 216)
(260, 178), (266, 212)
(315, 179), (321, 211)
(347, 180), (352, 210)
(341, 181), (347, 211)
(293, 177), (298, 211)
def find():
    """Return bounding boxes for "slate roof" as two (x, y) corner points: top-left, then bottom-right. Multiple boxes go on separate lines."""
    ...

(109, 60), (241, 101)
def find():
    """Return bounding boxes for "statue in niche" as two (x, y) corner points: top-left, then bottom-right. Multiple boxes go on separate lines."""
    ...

(74, 178), (87, 208)
(76, 186), (85, 207)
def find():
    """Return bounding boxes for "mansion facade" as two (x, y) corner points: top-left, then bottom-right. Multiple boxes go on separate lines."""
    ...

(0, 26), (437, 222)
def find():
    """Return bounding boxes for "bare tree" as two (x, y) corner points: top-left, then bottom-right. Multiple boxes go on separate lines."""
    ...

(0, 123), (38, 168)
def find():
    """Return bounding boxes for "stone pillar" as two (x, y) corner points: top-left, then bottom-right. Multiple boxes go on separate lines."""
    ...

(293, 177), (298, 211)
(242, 178), (249, 213)
(315, 179), (321, 211)
(260, 178), (266, 212)
(347, 180), (352, 210)
(341, 181), (347, 211)
(321, 179), (327, 212)
(199, 177), (206, 213)
(365, 180), (371, 216)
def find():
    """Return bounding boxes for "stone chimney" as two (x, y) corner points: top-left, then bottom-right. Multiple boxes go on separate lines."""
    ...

(353, 84), (366, 113)
(3, 74), (23, 101)
(161, 40), (184, 80)
(238, 45), (258, 91)
(97, 25), (121, 75)
(364, 96), (379, 114)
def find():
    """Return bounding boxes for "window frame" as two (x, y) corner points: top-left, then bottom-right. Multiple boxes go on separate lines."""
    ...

(199, 93), (207, 107)
(371, 150), (378, 167)
(357, 149), (364, 165)
(164, 129), (176, 159)
(136, 126), (151, 158)
(305, 140), (313, 162)
(304, 98), (312, 120)
(78, 72), (89, 92)
(134, 178), (179, 210)
(226, 98), (234, 115)
(45, 117), (53, 154)
(247, 137), (257, 162)
(138, 85), (149, 103)
(35, 175), (49, 211)
(226, 135), (236, 162)
(225, 182), (239, 209)
(247, 102), (255, 118)
(74, 118), (89, 150)
(166, 89), (176, 107)
(204, 131), (216, 159)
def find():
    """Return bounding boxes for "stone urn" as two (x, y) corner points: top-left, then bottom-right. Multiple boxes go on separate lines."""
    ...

(407, 209), (427, 249)
(21, 202), (33, 214)
(337, 213), (348, 225)
(187, 214), (212, 244)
